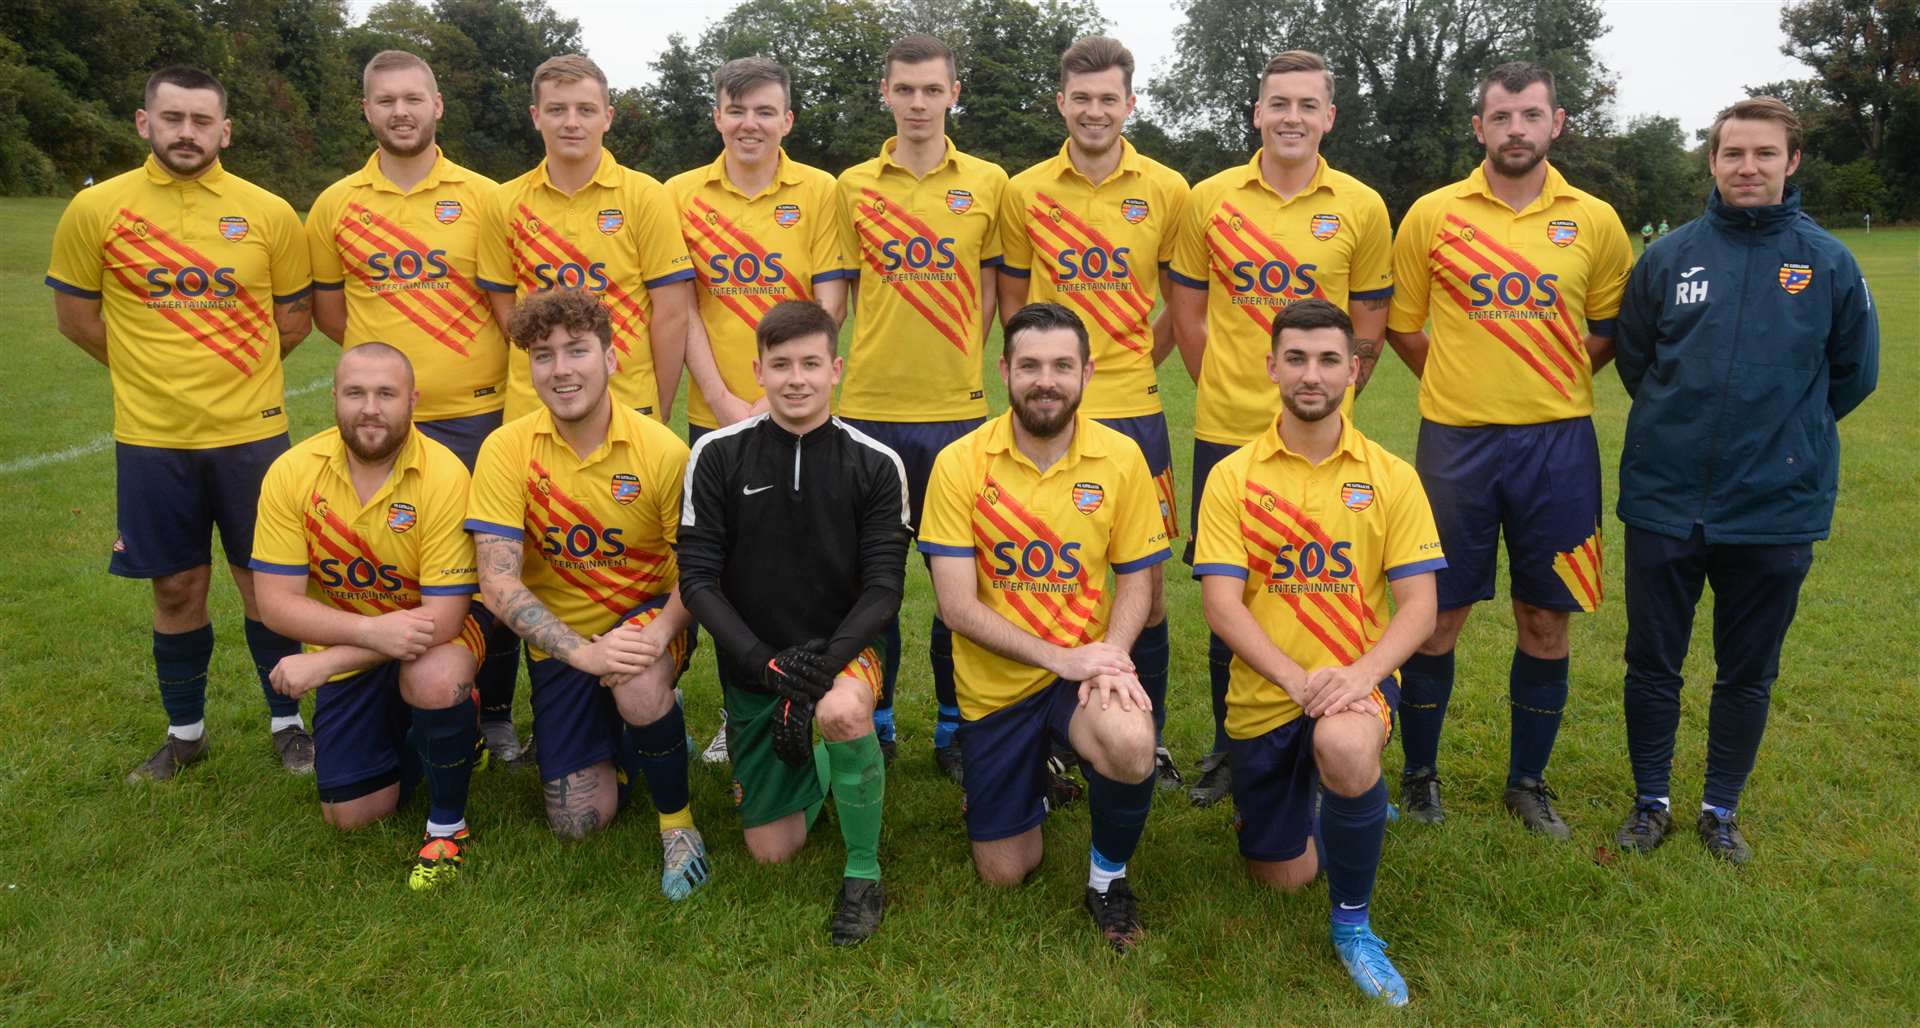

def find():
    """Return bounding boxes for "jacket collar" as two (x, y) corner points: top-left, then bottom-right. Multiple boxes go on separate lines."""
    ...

(1706, 184), (1802, 232)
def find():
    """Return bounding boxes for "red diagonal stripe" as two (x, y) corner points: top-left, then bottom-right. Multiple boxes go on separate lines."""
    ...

(1429, 260), (1574, 400)
(1443, 213), (1585, 345)
(1216, 202), (1327, 302)
(332, 215), (488, 331)
(1249, 483), (1378, 627)
(856, 190), (978, 306)
(344, 203), (484, 295)
(115, 209), (273, 338)
(101, 260), (252, 373)
(1021, 209), (1151, 351)
(1435, 237), (1582, 376)
(1027, 194), (1154, 321)
(104, 232), (265, 361)
(333, 235), (476, 357)
(852, 200), (973, 318)
(853, 222), (970, 353)
(966, 527), (1091, 645)
(1240, 497), (1368, 649)
(970, 496), (1101, 630)
(1242, 542), (1359, 666)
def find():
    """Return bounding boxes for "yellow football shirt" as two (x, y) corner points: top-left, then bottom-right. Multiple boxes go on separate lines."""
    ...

(465, 400), (687, 658)
(45, 156), (312, 448)
(1388, 162), (1633, 428)
(1192, 415), (1446, 739)
(1000, 139), (1189, 420)
(476, 149), (695, 421)
(666, 151), (855, 429)
(836, 137), (1007, 422)
(918, 412), (1172, 718)
(1169, 155), (1393, 445)
(306, 149), (506, 422)
(250, 426), (479, 674)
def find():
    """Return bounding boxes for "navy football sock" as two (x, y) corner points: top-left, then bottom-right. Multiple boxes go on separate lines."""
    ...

(153, 625), (214, 728)
(1323, 778), (1389, 927)
(1132, 621), (1170, 737)
(625, 702), (691, 816)
(1509, 649), (1569, 784)
(413, 695), (478, 828)
(476, 621), (519, 724)
(1207, 631), (1232, 754)
(244, 618), (301, 719)
(1086, 763), (1155, 868)
(1397, 650), (1454, 772)
(931, 616), (960, 749)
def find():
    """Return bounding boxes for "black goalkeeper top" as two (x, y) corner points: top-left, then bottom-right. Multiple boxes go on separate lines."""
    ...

(676, 413), (910, 690)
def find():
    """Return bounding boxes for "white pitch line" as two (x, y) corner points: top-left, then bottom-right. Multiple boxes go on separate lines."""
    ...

(0, 376), (332, 476)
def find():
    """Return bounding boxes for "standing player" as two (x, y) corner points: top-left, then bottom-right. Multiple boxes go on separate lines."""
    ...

(466, 288), (713, 901)
(997, 36), (1190, 790)
(920, 303), (1168, 953)
(677, 301), (907, 944)
(477, 54), (696, 423)
(1612, 98), (1877, 863)
(306, 49), (526, 765)
(1165, 50), (1394, 807)
(836, 34), (1007, 774)
(46, 66), (317, 781)
(1385, 62), (1632, 836)
(1194, 300), (1442, 1006)
(251, 344), (484, 889)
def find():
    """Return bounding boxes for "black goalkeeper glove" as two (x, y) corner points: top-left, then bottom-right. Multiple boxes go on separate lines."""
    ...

(764, 644), (835, 703)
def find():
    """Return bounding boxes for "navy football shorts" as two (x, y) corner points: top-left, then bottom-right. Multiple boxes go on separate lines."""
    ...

(111, 434), (289, 578)
(416, 410), (504, 472)
(1227, 676), (1399, 862)
(313, 661), (411, 803)
(526, 598), (690, 783)
(1183, 438), (1240, 565)
(1095, 412), (1179, 542)
(956, 678), (1083, 842)
(837, 416), (985, 534)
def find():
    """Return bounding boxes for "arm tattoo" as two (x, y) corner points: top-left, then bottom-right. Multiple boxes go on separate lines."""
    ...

(475, 534), (585, 663)
(1357, 297), (1390, 312)
(544, 772), (604, 840)
(284, 296), (312, 315)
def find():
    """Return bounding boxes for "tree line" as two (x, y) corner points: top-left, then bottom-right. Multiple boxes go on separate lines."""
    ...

(2, 0), (1912, 225)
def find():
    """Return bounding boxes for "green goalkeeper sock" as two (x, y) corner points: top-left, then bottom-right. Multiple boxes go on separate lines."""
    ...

(826, 734), (885, 881)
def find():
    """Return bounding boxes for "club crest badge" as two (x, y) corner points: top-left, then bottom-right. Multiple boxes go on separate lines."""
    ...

(1310, 213), (1341, 240)
(774, 203), (801, 228)
(1548, 219), (1579, 247)
(597, 208), (625, 235)
(434, 200), (463, 225)
(219, 216), (249, 242)
(1121, 197), (1149, 224)
(945, 189), (974, 214)
(387, 502), (417, 534)
(1340, 481), (1375, 512)
(611, 473), (641, 505)
(1778, 262), (1812, 294)
(1072, 481), (1105, 515)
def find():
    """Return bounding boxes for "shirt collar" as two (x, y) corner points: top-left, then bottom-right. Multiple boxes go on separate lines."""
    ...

(1238, 152), (1331, 202)
(981, 408), (1108, 472)
(529, 395), (642, 463)
(536, 148), (623, 192)
(1249, 412), (1365, 466)
(322, 422), (427, 494)
(1043, 137), (1145, 187)
(1455, 160), (1569, 215)
(352, 147), (464, 194)
(704, 148), (806, 197)
(143, 153), (229, 195)
(878, 136), (960, 177)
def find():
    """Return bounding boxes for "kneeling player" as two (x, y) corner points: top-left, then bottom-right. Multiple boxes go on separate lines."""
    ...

(466, 288), (712, 901)
(921, 303), (1170, 953)
(677, 301), (908, 944)
(1194, 300), (1444, 1005)
(251, 343), (483, 890)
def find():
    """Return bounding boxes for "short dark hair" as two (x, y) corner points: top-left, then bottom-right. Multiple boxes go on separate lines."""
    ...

(337, 341), (416, 388)
(1003, 303), (1091, 363)
(884, 34), (955, 81)
(1061, 36), (1135, 94)
(1259, 50), (1334, 102)
(714, 56), (790, 108)
(1269, 298), (1354, 353)
(507, 288), (613, 351)
(363, 50), (437, 97)
(1477, 61), (1556, 114)
(1709, 96), (1805, 156)
(145, 66), (227, 115)
(755, 300), (838, 355)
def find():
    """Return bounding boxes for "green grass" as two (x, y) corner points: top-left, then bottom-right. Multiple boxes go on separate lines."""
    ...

(1, 195), (1915, 1023)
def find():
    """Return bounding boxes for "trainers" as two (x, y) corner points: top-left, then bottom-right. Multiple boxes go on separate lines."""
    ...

(1400, 767), (1445, 825)
(1187, 750), (1231, 807)
(660, 827), (713, 901)
(1330, 923), (1410, 1006)
(1696, 807), (1752, 865)
(1503, 776), (1572, 840)
(1615, 798), (1673, 854)
(272, 726), (315, 775)
(126, 732), (209, 783)
(1153, 746), (1184, 791)
(409, 829), (469, 891)
(700, 724), (730, 765)
(829, 877), (886, 946)
(1045, 752), (1083, 810)
(1083, 876), (1145, 954)
(480, 721), (525, 765)
(934, 742), (965, 786)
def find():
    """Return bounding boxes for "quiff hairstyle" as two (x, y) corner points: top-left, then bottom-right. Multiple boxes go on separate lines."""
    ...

(1708, 96), (1805, 156)
(362, 50), (438, 97)
(532, 53), (609, 104)
(144, 66), (227, 115)
(884, 34), (955, 80)
(755, 300), (839, 354)
(714, 56), (790, 108)
(1259, 50), (1334, 102)
(507, 288), (613, 351)
(1477, 61), (1557, 113)
(1061, 36), (1136, 94)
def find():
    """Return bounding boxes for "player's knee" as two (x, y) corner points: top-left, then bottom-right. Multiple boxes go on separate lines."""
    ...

(1421, 606), (1470, 653)
(322, 797), (396, 831)
(151, 567), (211, 621)
(1313, 721), (1383, 797)
(744, 820), (806, 864)
(1514, 602), (1570, 655)
(1089, 711), (1156, 783)
(615, 674), (677, 727)
(1247, 853), (1316, 893)
(399, 656), (470, 710)
(816, 680), (874, 742)
(974, 855), (1037, 887)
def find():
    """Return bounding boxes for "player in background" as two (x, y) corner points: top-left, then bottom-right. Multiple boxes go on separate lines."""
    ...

(1195, 300), (1442, 1006)
(997, 36), (1190, 791)
(477, 54), (696, 424)
(668, 56), (855, 765)
(1386, 62), (1632, 837)
(1640, 222), (1654, 249)
(921, 303), (1168, 953)
(306, 50), (527, 765)
(46, 66), (316, 782)
(1656, 218), (1670, 239)
(1165, 50), (1394, 807)
(677, 301), (908, 944)
(466, 288), (712, 901)
(251, 344), (484, 890)
(836, 34), (1007, 775)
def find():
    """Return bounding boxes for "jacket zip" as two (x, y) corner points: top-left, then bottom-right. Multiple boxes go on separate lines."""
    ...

(791, 433), (802, 493)
(1697, 216), (1756, 525)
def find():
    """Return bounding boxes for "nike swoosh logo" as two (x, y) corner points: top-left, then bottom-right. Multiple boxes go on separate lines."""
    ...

(742, 484), (774, 496)
(1682, 266), (1706, 279)
(1338, 902), (1367, 910)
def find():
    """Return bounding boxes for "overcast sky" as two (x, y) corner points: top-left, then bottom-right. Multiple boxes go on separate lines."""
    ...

(353, 0), (1808, 137)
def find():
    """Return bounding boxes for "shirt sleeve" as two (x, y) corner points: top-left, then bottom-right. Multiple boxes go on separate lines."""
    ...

(1157, 172), (1191, 265)
(267, 198), (314, 304)
(464, 429), (525, 538)
(1349, 191), (1395, 302)
(1167, 181), (1210, 289)
(634, 176), (696, 289)
(416, 455), (478, 594)
(46, 194), (104, 298)
(979, 165), (1007, 266)
(834, 174), (864, 282)
(305, 189), (345, 289)
(248, 454), (310, 575)
(915, 443), (976, 558)
(650, 427), (690, 548)
(1190, 449), (1247, 580)
(820, 446), (911, 671)
(1110, 446), (1173, 574)
(808, 175), (855, 283)
(673, 436), (776, 681)
(1585, 207), (1634, 332)
(1826, 248), (1880, 421)
(1387, 198), (1434, 335)
(475, 184), (516, 294)
(995, 176), (1031, 276)
(1381, 460), (1447, 580)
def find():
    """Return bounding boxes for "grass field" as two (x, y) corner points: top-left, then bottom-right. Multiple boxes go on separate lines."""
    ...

(0, 195), (1914, 1024)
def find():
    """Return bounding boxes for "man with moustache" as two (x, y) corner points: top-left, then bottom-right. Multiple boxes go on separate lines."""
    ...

(919, 303), (1169, 953)
(250, 344), (486, 890)
(466, 288), (713, 901)
(306, 49), (526, 765)
(1386, 62), (1632, 836)
(998, 36), (1190, 791)
(1194, 300), (1444, 1006)
(676, 300), (908, 945)
(47, 65), (317, 782)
